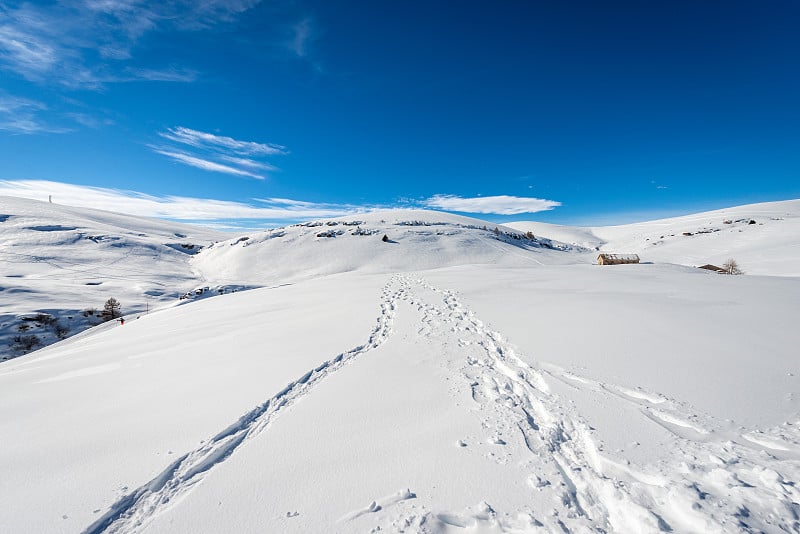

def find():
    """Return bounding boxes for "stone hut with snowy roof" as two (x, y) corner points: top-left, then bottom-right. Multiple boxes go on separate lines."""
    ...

(597, 253), (640, 265)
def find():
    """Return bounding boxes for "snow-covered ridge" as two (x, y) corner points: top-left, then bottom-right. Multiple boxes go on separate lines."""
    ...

(192, 209), (572, 287)
(507, 199), (800, 276)
(0, 196), (226, 359)
(3, 197), (799, 360)
(0, 202), (573, 359)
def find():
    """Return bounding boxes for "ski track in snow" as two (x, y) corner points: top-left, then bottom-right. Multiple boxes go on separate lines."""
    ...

(84, 273), (800, 533)
(83, 276), (407, 534)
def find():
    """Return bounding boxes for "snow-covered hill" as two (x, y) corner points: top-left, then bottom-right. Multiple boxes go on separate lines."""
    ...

(1, 198), (799, 533)
(192, 209), (572, 287)
(0, 201), (570, 360)
(0, 196), (225, 359)
(507, 199), (800, 276)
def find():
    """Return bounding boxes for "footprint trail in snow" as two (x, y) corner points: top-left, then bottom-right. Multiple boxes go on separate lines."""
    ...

(84, 273), (800, 533)
(391, 274), (800, 533)
(83, 276), (407, 534)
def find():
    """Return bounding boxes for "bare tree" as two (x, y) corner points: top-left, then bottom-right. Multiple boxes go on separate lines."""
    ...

(722, 258), (743, 275)
(102, 297), (122, 320)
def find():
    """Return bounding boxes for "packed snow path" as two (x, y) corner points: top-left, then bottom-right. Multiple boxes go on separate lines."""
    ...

(84, 274), (799, 533)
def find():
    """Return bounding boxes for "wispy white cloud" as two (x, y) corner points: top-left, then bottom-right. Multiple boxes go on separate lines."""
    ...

(0, 94), (71, 134)
(124, 67), (199, 83)
(0, 180), (361, 224)
(168, 0), (263, 31)
(219, 155), (278, 171)
(0, 20), (59, 77)
(0, 1), (260, 89)
(150, 148), (266, 179)
(0, 94), (41, 115)
(651, 180), (668, 190)
(422, 195), (561, 215)
(159, 127), (287, 156)
(253, 197), (351, 212)
(288, 18), (312, 58)
(0, 180), (563, 230)
(151, 126), (287, 179)
(62, 112), (114, 129)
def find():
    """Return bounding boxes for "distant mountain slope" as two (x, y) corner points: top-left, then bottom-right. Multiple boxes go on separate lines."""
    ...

(0, 196), (226, 358)
(192, 209), (574, 287)
(3, 197), (797, 360)
(507, 199), (800, 276)
(0, 202), (576, 359)
(502, 220), (605, 250)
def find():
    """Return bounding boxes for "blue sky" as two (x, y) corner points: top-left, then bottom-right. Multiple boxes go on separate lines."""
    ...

(0, 0), (798, 229)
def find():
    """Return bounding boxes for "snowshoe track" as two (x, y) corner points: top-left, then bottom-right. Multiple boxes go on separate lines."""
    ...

(85, 273), (800, 533)
(83, 276), (407, 534)
(393, 274), (800, 533)
(395, 275), (663, 532)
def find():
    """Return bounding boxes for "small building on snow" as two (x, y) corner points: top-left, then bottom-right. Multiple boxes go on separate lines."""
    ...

(697, 264), (725, 273)
(597, 253), (640, 265)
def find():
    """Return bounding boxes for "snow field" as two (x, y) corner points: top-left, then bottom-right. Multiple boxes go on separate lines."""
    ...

(508, 199), (800, 276)
(33, 271), (798, 532)
(0, 196), (225, 359)
(0, 274), (384, 533)
(1, 198), (799, 533)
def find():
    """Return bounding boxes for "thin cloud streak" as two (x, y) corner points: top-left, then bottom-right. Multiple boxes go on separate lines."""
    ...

(0, 23), (58, 77)
(0, 180), (361, 222)
(0, 1), (260, 89)
(253, 197), (353, 211)
(219, 155), (278, 171)
(0, 94), (71, 134)
(289, 18), (312, 57)
(0, 181), (563, 229)
(124, 67), (199, 83)
(423, 194), (561, 215)
(151, 126), (286, 179)
(63, 112), (114, 129)
(159, 127), (287, 156)
(150, 148), (265, 179)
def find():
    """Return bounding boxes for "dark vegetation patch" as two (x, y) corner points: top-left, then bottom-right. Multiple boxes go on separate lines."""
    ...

(27, 225), (78, 232)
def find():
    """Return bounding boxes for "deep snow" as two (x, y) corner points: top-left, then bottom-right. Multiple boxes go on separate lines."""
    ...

(0, 196), (225, 359)
(1, 198), (799, 533)
(507, 199), (800, 277)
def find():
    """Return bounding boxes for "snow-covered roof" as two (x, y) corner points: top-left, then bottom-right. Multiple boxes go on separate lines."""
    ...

(597, 253), (640, 261)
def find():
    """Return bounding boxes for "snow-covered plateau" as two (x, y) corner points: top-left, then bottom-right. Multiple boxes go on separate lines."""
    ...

(1, 196), (799, 533)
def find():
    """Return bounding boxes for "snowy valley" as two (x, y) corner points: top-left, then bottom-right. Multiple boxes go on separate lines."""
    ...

(1, 197), (799, 533)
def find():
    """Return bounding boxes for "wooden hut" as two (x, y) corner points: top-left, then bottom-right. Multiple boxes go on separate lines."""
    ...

(597, 253), (640, 265)
(697, 264), (725, 273)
